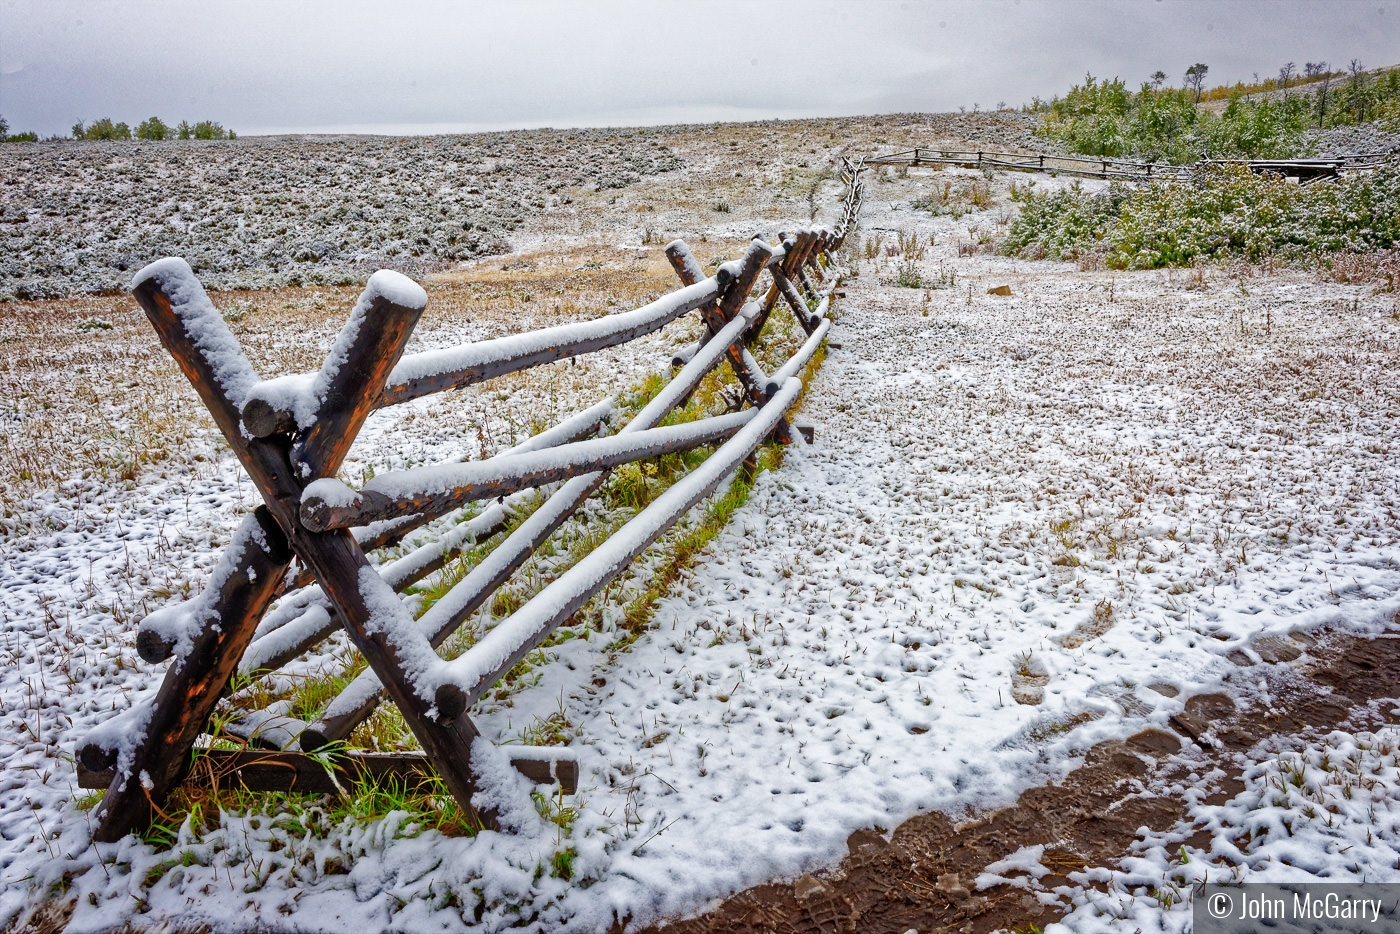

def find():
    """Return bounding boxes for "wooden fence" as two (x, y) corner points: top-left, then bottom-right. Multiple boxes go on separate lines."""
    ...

(75, 169), (864, 840)
(865, 147), (1397, 182)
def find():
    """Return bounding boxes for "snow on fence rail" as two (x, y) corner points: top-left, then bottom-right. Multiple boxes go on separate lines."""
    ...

(75, 167), (864, 842)
(865, 147), (1398, 182)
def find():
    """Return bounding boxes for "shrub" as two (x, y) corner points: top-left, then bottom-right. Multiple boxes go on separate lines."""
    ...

(1004, 164), (1400, 269)
(1124, 87), (1205, 163)
(1202, 96), (1311, 159)
(893, 259), (924, 288)
(0, 116), (38, 143)
(1000, 182), (1129, 260)
(912, 177), (993, 219)
(1041, 74), (1132, 157)
(1112, 164), (1400, 267)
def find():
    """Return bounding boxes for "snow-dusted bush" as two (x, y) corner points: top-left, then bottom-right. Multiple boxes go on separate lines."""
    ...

(1113, 163), (1400, 266)
(1000, 181), (1129, 260)
(1004, 163), (1400, 268)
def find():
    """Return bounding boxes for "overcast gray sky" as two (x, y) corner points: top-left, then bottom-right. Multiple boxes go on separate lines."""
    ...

(1, 0), (1395, 138)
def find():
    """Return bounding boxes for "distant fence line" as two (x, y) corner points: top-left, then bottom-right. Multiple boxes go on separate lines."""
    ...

(864, 147), (1398, 183)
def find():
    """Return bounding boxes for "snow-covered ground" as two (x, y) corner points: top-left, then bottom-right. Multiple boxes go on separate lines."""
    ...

(1053, 720), (1400, 933)
(2, 152), (1399, 933)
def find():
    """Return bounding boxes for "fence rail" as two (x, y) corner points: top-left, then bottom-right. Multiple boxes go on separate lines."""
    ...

(864, 147), (1397, 182)
(76, 165), (865, 841)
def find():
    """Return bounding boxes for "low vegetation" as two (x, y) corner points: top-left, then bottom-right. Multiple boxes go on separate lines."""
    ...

(1003, 163), (1400, 271)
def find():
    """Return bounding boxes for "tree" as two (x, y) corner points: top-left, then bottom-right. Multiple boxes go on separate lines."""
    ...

(1150, 70), (1167, 90)
(1185, 63), (1209, 102)
(77, 117), (131, 140)
(1128, 84), (1200, 162)
(136, 116), (171, 140)
(1278, 62), (1296, 98)
(1043, 74), (1134, 155)
(0, 116), (8, 138)
(192, 120), (231, 140)
(176, 120), (192, 139)
(1348, 59), (1369, 121)
(1312, 62), (1333, 123)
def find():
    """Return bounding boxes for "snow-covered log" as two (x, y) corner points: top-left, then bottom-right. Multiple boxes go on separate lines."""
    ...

(300, 410), (756, 533)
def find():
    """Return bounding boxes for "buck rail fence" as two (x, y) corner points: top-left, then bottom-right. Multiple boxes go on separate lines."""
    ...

(75, 163), (866, 841)
(865, 147), (1398, 182)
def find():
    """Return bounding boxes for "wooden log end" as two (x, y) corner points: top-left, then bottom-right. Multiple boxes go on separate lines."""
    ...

(435, 683), (468, 723)
(299, 726), (333, 753)
(78, 741), (118, 773)
(135, 627), (176, 664)
(241, 396), (296, 438)
(298, 480), (363, 533)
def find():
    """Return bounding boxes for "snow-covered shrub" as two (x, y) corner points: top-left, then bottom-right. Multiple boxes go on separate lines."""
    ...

(1004, 163), (1400, 268)
(1112, 163), (1400, 267)
(1000, 181), (1128, 260)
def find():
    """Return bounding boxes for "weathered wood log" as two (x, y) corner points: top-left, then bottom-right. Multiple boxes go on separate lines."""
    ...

(232, 507), (506, 680)
(805, 232), (831, 282)
(712, 241), (794, 444)
(232, 399), (614, 673)
(78, 508), (291, 782)
(283, 398), (612, 592)
(379, 277), (723, 408)
(300, 410), (755, 533)
(746, 233), (801, 343)
(92, 260), (298, 843)
(786, 231), (823, 300)
(767, 315), (832, 390)
(78, 747), (577, 795)
(774, 270), (818, 335)
(670, 343), (699, 367)
(240, 281), (425, 455)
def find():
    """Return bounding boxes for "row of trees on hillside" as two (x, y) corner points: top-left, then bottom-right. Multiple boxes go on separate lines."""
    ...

(0, 116), (38, 142)
(72, 116), (236, 140)
(1034, 60), (1400, 163)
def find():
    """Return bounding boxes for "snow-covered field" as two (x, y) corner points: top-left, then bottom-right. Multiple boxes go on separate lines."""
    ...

(2, 133), (1399, 934)
(0, 111), (1045, 302)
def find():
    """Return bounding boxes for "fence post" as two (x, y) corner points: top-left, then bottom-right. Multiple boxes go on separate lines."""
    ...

(91, 262), (297, 842)
(664, 240), (792, 444)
